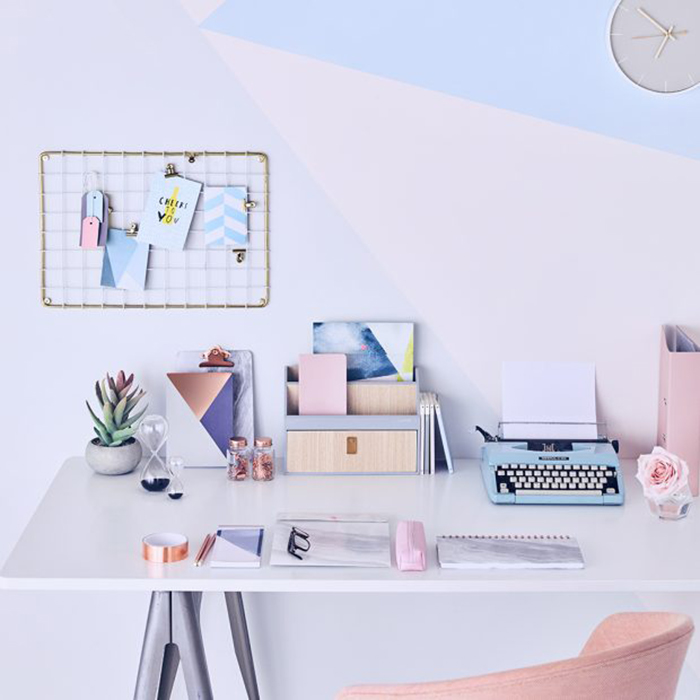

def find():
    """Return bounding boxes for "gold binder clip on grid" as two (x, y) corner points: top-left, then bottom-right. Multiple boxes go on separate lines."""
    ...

(232, 249), (246, 264)
(164, 163), (179, 178)
(126, 222), (139, 237)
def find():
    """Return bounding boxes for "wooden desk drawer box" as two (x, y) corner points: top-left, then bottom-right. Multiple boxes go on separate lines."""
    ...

(286, 430), (417, 474)
(284, 365), (421, 474)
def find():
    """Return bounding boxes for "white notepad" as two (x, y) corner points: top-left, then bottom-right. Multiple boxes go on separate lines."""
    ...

(210, 526), (264, 568)
(437, 535), (584, 570)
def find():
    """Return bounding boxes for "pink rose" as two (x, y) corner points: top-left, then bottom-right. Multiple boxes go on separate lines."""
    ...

(636, 447), (689, 501)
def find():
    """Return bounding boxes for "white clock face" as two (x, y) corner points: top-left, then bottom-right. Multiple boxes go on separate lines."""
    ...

(609, 0), (700, 93)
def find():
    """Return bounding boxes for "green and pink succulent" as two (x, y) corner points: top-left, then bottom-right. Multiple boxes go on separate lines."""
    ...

(87, 371), (148, 447)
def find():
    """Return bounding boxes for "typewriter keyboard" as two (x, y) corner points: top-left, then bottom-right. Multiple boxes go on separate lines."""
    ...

(495, 463), (620, 497)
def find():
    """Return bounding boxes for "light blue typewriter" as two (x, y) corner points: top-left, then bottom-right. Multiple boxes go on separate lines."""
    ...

(477, 425), (624, 506)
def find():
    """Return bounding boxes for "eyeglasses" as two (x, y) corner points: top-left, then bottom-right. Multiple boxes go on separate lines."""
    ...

(287, 526), (311, 560)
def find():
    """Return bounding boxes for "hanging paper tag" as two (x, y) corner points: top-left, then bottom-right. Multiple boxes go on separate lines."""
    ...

(80, 216), (100, 249)
(85, 191), (104, 220)
(80, 189), (110, 248)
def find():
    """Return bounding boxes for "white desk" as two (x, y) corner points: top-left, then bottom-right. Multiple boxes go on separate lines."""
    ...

(1, 458), (698, 699)
(2, 458), (698, 593)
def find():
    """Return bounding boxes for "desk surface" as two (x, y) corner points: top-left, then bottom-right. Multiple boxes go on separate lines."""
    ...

(1, 458), (698, 593)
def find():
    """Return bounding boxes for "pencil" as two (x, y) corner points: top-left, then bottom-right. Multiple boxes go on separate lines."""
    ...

(194, 533), (215, 567)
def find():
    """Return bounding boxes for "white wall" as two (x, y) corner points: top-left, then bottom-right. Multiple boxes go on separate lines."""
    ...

(0, 1), (698, 697)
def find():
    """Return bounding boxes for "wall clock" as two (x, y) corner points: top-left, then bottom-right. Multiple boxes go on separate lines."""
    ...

(609, 0), (700, 93)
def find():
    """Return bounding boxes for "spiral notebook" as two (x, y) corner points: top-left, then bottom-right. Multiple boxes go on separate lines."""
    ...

(437, 535), (584, 570)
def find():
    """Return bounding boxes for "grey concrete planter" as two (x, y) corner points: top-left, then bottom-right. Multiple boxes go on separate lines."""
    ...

(85, 437), (142, 475)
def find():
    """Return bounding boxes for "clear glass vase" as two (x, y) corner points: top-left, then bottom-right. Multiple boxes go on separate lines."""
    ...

(646, 490), (693, 520)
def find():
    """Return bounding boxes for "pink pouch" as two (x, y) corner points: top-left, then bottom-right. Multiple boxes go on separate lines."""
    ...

(395, 520), (427, 571)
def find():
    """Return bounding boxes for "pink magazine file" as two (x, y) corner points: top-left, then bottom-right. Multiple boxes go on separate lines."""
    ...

(658, 326), (700, 496)
(395, 520), (427, 572)
(299, 354), (347, 415)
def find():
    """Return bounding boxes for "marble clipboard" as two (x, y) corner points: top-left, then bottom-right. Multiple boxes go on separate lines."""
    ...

(169, 349), (254, 466)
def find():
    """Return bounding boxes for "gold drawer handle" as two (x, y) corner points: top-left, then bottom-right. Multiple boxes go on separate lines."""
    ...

(346, 436), (358, 455)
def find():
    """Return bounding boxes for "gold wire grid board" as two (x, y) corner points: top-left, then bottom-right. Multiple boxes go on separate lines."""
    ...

(39, 150), (269, 309)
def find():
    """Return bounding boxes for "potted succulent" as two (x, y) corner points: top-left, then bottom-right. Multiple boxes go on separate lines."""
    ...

(85, 371), (148, 475)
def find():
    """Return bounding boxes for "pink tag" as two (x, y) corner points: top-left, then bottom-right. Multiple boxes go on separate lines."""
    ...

(81, 216), (100, 249)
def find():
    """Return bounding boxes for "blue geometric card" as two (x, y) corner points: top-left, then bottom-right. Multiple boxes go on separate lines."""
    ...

(137, 173), (202, 251)
(101, 228), (150, 291)
(204, 186), (248, 247)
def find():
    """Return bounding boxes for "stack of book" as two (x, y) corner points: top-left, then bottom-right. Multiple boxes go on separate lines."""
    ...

(419, 392), (453, 475)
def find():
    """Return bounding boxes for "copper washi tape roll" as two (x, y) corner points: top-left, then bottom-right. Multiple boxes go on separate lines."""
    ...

(142, 532), (189, 563)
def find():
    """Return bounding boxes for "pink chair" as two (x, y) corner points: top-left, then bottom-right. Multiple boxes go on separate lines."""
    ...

(337, 612), (694, 700)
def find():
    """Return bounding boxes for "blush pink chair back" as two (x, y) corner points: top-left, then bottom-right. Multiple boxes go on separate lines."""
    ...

(336, 613), (693, 700)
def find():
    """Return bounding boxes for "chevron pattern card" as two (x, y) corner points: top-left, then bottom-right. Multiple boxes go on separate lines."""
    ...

(203, 186), (248, 247)
(100, 228), (150, 291)
(137, 172), (202, 251)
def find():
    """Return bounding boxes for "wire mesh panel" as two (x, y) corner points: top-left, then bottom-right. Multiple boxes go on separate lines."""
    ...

(39, 151), (269, 309)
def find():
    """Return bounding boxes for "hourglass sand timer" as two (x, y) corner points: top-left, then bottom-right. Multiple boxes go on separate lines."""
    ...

(167, 456), (185, 500)
(138, 415), (170, 492)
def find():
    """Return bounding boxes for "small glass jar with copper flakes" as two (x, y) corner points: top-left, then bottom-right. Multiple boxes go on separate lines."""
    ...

(252, 437), (275, 481)
(227, 437), (250, 481)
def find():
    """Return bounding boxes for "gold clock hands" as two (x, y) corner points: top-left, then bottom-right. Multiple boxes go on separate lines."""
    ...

(637, 7), (678, 40)
(632, 30), (688, 39)
(655, 25), (674, 58)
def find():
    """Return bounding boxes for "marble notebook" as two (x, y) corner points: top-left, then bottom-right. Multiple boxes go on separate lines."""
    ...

(270, 515), (391, 568)
(437, 535), (584, 570)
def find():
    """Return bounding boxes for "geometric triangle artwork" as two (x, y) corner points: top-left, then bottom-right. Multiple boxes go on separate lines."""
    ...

(166, 372), (231, 421)
(166, 381), (228, 466)
(200, 374), (234, 455)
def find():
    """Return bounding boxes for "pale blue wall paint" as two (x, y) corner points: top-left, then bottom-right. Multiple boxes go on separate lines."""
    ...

(202, 0), (700, 159)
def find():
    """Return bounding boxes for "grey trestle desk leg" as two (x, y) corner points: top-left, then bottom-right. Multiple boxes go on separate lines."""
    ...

(225, 592), (260, 700)
(134, 591), (213, 700)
